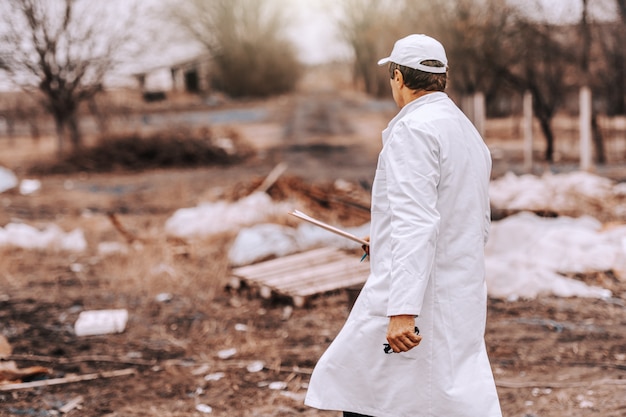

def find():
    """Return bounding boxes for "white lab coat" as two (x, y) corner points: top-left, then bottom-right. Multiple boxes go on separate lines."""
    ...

(305, 92), (502, 417)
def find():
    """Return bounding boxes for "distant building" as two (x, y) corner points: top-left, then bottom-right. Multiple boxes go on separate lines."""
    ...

(132, 54), (213, 101)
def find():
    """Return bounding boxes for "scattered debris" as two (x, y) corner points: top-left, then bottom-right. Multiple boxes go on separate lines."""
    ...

(0, 166), (17, 193)
(195, 404), (213, 414)
(280, 391), (306, 402)
(246, 361), (264, 373)
(578, 398), (594, 409)
(58, 395), (84, 414)
(191, 364), (211, 376)
(268, 381), (288, 390)
(234, 323), (248, 332)
(204, 372), (225, 382)
(19, 179), (41, 195)
(217, 348), (237, 360)
(155, 292), (173, 303)
(97, 241), (129, 256)
(0, 361), (51, 384)
(74, 309), (129, 337)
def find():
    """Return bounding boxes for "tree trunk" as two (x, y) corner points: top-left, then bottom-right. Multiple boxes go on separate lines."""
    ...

(592, 114), (606, 164)
(68, 113), (82, 149)
(54, 116), (65, 156)
(537, 115), (555, 162)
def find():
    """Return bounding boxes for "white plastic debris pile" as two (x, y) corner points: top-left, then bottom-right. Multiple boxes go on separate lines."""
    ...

(486, 212), (625, 300)
(489, 171), (621, 213)
(164, 192), (291, 239)
(229, 212), (625, 301)
(168, 171), (626, 301)
(228, 222), (371, 266)
(0, 223), (87, 252)
(0, 166), (42, 195)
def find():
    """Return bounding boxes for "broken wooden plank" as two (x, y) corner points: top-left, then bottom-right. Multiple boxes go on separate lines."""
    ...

(0, 368), (136, 391)
(254, 162), (288, 193)
(231, 247), (369, 306)
(260, 258), (366, 288)
(232, 247), (339, 277)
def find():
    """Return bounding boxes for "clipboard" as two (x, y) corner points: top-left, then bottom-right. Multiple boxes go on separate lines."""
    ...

(289, 209), (369, 246)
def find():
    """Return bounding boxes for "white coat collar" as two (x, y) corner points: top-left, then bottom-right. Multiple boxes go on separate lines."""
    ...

(382, 91), (448, 144)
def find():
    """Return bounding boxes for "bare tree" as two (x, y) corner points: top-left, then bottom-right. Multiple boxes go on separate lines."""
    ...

(339, 0), (519, 103)
(336, 0), (411, 97)
(404, 0), (512, 96)
(164, 0), (301, 97)
(579, 0), (607, 164)
(492, 15), (578, 162)
(618, 0), (626, 19)
(594, 1), (626, 116)
(0, 0), (137, 154)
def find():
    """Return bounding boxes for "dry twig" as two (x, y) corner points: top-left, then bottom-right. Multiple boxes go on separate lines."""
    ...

(0, 368), (136, 391)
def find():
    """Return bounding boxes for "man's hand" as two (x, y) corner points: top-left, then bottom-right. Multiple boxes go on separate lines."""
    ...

(386, 315), (422, 353)
(361, 236), (370, 257)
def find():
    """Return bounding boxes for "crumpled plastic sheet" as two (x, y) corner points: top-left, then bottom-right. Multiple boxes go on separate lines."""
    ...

(164, 192), (292, 239)
(0, 223), (87, 252)
(489, 171), (618, 213)
(486, 212), (624, 300)
(228, 222), (370, 266)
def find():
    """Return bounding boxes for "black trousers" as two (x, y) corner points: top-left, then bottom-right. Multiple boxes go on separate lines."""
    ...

(343, 412), (373, 417)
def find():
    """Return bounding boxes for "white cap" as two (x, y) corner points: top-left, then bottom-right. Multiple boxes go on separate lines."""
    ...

(377, 34), (448, 74)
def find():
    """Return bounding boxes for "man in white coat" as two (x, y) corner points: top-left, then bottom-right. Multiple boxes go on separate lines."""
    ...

(304, 34), (503, 417)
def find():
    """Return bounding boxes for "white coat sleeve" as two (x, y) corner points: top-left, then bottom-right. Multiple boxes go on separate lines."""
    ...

(383, 122), (440, 317)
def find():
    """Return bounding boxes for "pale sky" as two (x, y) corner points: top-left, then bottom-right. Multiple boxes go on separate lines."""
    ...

(285, 0), (351, 65)
(511, 0), (616, 23)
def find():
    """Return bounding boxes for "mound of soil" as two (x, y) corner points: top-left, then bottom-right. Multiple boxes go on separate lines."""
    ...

(28, 128), (254, 175)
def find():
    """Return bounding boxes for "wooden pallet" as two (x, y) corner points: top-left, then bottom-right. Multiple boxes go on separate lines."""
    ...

(230, 247), (369, 307)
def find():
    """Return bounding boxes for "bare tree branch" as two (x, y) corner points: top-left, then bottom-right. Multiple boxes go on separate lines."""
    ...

(0, 0), (140, 153)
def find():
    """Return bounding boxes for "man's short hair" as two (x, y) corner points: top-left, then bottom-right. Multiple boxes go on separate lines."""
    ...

(389, 60), (447, 92)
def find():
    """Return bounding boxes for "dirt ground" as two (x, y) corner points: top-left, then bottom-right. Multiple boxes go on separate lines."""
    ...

(1, 89), (626, 417)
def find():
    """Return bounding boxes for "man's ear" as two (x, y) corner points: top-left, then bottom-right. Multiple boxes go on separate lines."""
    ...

(393, 69), (404, 85)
